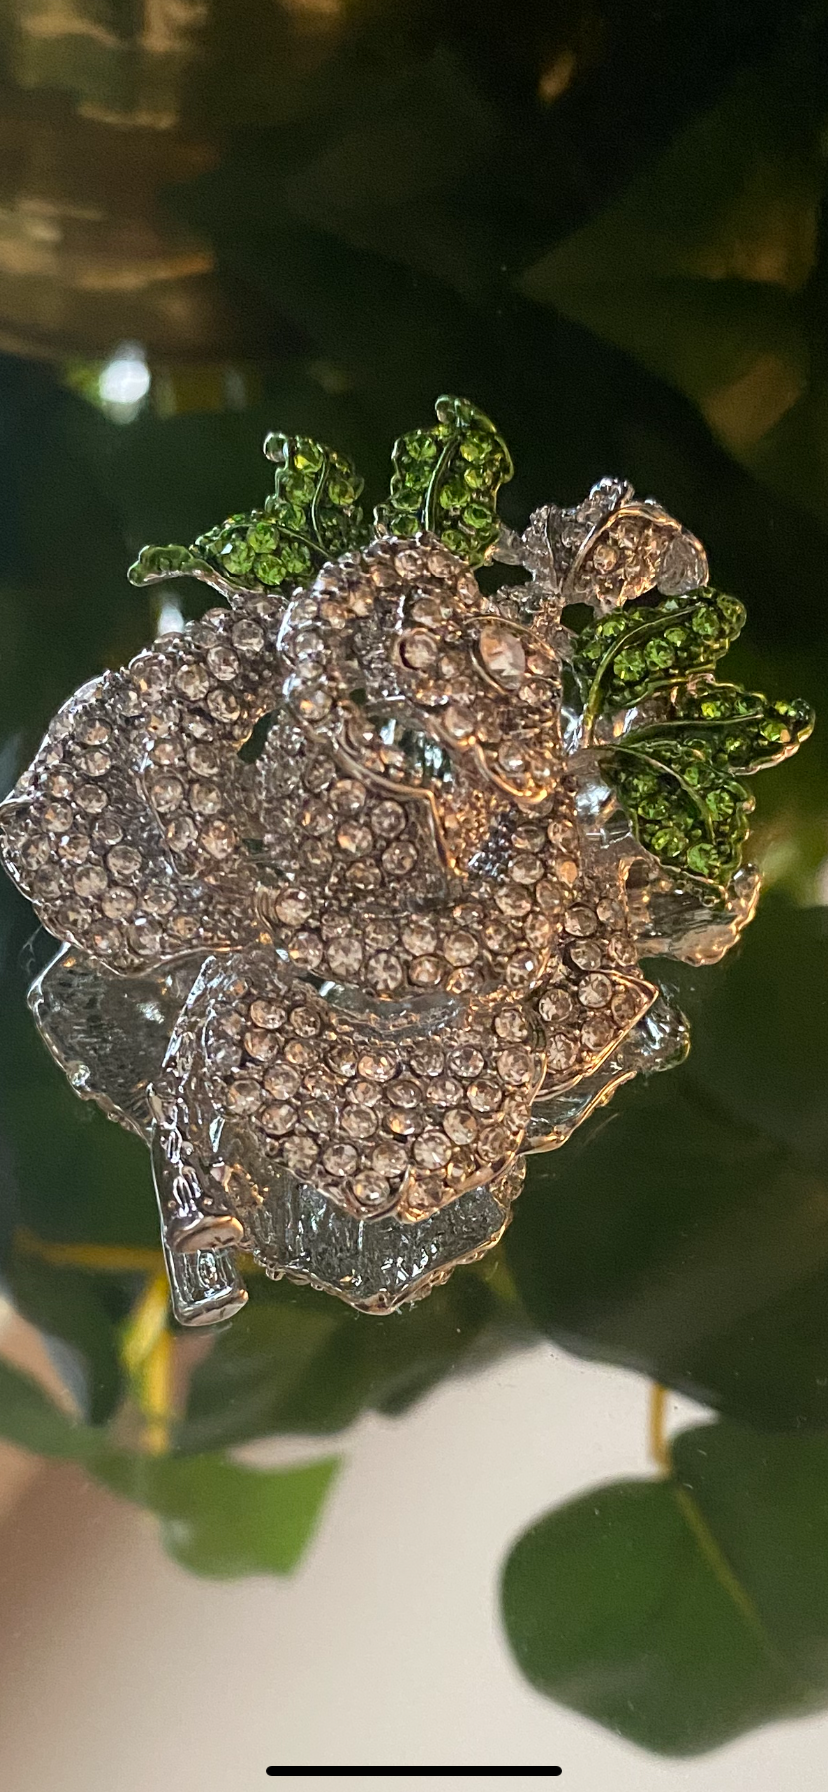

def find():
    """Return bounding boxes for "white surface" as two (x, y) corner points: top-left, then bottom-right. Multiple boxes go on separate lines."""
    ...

(1, 1338), (827, 1788)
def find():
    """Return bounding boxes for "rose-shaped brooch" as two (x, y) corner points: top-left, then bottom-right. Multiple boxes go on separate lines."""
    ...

(0, 398), (813, 1325)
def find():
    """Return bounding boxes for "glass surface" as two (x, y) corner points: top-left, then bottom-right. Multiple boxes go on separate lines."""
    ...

(0, 2), (827, 1782)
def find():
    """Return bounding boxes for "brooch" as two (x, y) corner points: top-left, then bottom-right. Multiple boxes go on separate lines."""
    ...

(0, 398), (812, 1324)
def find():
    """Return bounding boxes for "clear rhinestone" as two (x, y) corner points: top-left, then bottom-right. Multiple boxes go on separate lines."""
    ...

(274, 890), (313, 927)
(289, 1003), (321, 1037)
(250, 998), (286, 1030)
(206, 644), (239, 682)
(175, 664), (210, 701)
(261, 1101), (297, 1135)
(564, 906), (598, 938)
(539, 990), (573, 1024)
(382, 841), (417, 876)
(337, 821), (373, 857)
(59, 831), (90, 864)
(409, 955), (443, 987)
(494, 1009), (529, 1042)
(581, 1014), (615, 1052)
(478, 1123), (511, 1162)
(351, 1173), (391, 1209)
(330, 1045), (358, 1079)
(357, 1049), (397, 1082)
(150, 775), (185, 813)
(467, 1077), (502, 1114)
(546, 1035), (577, 1072)
(443, 930), (478, 966)
(372, 1140), (408, 1177)
(101, 886), (136, 920)
(73, 863), (108, 899)
(496, 1046), (534, 1085)
(569, 940), (602, 971)
(443, 703), (475, 743)
(143, 885), (175, 917)
(389, 1078), (422, 1110)
(244, 1027), (278, 1061)
(226, 1078), (263, 1114)
(510, 853), (544, 885)
(166, 814), (198, 851)
(43, 802), (72, 833)
(190, 780), (222, 816)
(386, 1108), (420, 1136)
(448, 1048), (484, 1081)
(366, 951), (404, 994)
(342, 1106), (377, 1141)
(612, 987), (645, 1026)
(202, 819), (236, 860)
(402, 917), (439, 956)
(414, 1130), (451, 1169)
(283, 1134), (318, 1175)
(207, 688), (241, 724)
(75, 783), (108, 815)
(371, 801), (406, 839)
(400, 630), (438, 670)
(323, 1144), (359, 1178)
(331, 779), (366, 814)
(264, 1064), (300, 1099)
(231, 618), (265, 655)
(443, 1108), (478, 1145)
(326, 936), (363, 978)
(478, 624), (526, 684)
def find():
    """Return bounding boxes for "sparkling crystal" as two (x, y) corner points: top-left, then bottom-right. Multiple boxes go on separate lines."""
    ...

(371, 801), (406, 839)
(73, 863), (108, 899)
(478, 624), (526, 684)
(366, 951), (404, 994)
(261, 1101), (296, 1135)
(264, 1063), (300, 1098)
(357, 1049), (397, 1082)
(372, 1140), (408, 1177)
(326, 936), (363, 978)
(409, 955), (443, 987)
(202, 819), (236, 860)
(443, 1108), (478, 1145)
(342, 1106), (377, 1141)
(323, 1143), (358, 1177)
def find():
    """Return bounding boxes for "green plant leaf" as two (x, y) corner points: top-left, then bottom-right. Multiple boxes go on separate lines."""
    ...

(128, 433), (367, 594)
(501, 1419), (828, 1756)
(177, 1255), (533, 1453)
(573, 587), (746, 733)
(0, 1357), (338, 1578)
(506, 900), (828, 1430)
(373, 394), (513, 565)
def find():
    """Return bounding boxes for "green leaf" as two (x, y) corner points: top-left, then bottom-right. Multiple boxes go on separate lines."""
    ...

(602, 735), (753, 891)
(501, 1419), (828, 1756)
(506, 900), (828, 1430)
(668, 682), (815, 774)
(373, 394), (513, 565)
(177, 1257), (533, 1453)
(0, 1357), (338, 1578)
(128, 432), (367, 594)
(95, 1450), (339, 1580)
(573, 587), (746, 734)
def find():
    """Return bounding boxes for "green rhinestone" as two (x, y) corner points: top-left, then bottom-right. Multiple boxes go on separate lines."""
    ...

(441, 528), (468, 553)
(254, 552), (287, 584)
(292, 438), (323, 473)
(463, 502), (492, 530)
(327, 476), (357, 506)
(247, 521), (276, 552)
(613, 649), (646, 683)
(463, 465), (493, 493)
(686, 844), (718, 876)
(459, 431), (494, 463)
(405, 432), (438, 462)
(644, 639), (675, 671)
(281, 473), (315, 503)
(220, 540), (255, 575)
(650, 826), (686, 856)
(438, 479), (469, 511)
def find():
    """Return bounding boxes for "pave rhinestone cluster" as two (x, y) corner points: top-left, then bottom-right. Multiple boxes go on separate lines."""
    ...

(0, 399), (811, 1322)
